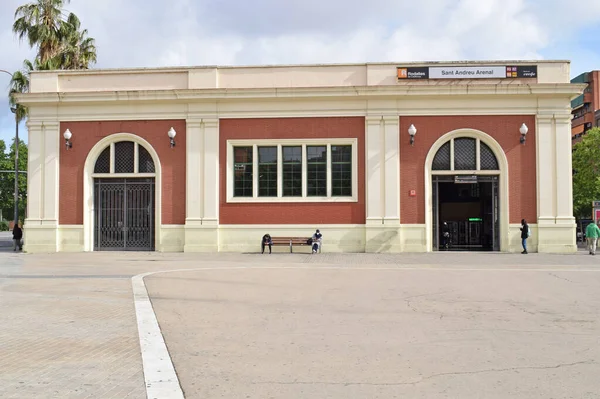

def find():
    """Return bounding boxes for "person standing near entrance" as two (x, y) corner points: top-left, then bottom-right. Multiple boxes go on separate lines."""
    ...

(520, 219), (529, 254)
(12, 222), (23, 252)
(442, 222), (450, 249)
(585, 221), (600, 255)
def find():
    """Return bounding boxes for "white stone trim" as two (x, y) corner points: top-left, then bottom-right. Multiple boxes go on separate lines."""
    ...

(226, 138), (358, 203)
(383, 116), (400, 223)
(424, 129), (509, 252)
(18, 83), (584, 106)
(82, 133), (162, 252)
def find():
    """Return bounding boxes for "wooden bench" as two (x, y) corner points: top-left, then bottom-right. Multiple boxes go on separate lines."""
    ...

(269, 237), (321, 253)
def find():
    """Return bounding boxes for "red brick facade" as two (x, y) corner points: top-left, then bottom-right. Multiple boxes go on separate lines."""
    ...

(57, 115), (535, 229)
(399, 115), (537, 224)
(58, 120), (186, 225)
(219, 117), (366, 225)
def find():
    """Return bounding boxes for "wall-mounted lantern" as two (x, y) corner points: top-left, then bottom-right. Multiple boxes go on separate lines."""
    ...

(168, 127), (176, 148)
(519, 123), (528, 144)
(408, 124), (417, 146)
(63, 129), (73, 150)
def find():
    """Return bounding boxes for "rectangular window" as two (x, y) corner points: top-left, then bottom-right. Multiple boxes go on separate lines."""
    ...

(283, 146), (302, 197)
(234, 146), (253, 197)
(228, 140), (356, 202)
(258, 146), (277, 197)
(307, 146), (327, 197)
(331, 145), (352, 196)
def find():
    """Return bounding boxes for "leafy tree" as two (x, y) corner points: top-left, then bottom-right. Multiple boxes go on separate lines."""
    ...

(0, 139), (27, 223)
(572, 127), (600, 218)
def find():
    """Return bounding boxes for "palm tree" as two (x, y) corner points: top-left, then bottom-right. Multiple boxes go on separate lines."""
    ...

(8, 60), (34, 123)
(10, 0), (97, 122)
(56, 13), (97, 69)
(12, 0), (70, 64)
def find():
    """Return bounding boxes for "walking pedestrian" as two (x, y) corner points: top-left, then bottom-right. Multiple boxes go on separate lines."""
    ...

(585, 221), (600, 255)
(12, 222), (23, 252)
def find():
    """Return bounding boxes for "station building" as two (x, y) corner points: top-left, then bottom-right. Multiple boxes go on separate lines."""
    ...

(16, 60), (584, 253)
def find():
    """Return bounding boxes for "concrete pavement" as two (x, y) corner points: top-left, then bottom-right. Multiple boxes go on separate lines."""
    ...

(145, 257), (600, 399)
(1, 251), (599, 399)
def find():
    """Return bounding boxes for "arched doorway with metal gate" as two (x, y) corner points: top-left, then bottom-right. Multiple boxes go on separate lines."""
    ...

(424, 129), (509, 252)
(83, 134), (161, 252)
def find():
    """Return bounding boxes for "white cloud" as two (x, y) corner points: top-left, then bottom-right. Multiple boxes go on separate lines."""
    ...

(1, 0), (600, 146)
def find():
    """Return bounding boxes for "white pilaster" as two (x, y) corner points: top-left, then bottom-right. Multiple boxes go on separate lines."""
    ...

(185, 119), (203, 225)
(535, 115), (556, 225)
(365, 116), (383, 225)
(42, 122), (59, 224)
(203, 119), (219, 224)
(184, 118), (220, 252)
(554, 115), (575, 224)
(25, 121), (43, 223)
(383, 115), (400, 224)
(24, 120), (59, 252)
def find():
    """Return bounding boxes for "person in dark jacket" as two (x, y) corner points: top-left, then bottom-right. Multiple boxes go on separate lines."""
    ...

(442, 222), (450, 249)
(520, 219), (529, 254)
(12, 223), (23, 252)
(261, 234), (272, 254)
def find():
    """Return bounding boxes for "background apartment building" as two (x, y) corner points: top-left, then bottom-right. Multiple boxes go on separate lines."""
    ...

(571, 71), (600, 143)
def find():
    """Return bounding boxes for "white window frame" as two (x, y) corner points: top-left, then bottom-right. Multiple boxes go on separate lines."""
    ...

(227, 139), (358, 203)
(91, 141), (156, 179)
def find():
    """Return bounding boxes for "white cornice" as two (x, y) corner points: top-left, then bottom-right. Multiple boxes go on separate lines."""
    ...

(15, 83), (586, 106)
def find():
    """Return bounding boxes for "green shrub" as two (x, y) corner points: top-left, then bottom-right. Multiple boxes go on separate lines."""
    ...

(0, 220), (9, 232)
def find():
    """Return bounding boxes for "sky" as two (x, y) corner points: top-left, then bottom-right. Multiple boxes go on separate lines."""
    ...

(1, 0), (600, 149)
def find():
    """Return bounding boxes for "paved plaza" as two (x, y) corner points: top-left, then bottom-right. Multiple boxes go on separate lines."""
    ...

(1, 247), (600, 398)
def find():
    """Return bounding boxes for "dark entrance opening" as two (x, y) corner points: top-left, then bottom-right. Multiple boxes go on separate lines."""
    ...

(94, 178), (155, 251)
(433, 175), (499, 251)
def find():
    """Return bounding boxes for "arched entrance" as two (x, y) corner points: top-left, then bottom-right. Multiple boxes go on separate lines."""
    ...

(83, 134), (161, 252)
(425, 130), (509, 252)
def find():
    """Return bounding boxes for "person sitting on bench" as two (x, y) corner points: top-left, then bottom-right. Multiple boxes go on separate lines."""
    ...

(261, 233), (273, 254)
(311, 229), (322, 254)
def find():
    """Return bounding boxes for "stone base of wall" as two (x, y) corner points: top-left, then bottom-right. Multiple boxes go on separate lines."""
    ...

(28, 223), (577, 254)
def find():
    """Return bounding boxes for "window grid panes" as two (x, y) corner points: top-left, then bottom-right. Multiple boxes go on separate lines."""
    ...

(283, 146), (302, 197)
(94, 147), (110, 173)
(432, 142), (451, 170)
(307, 146), (327, 197)
(480, 142), (499, 170)
(258, 147), (278, 197)
(138, 145), (156, 173)
(331, 145), (352, 196)
(114, 141), (135, 173)
(234, 147), (253, 197)
(453, 138), (476, 170)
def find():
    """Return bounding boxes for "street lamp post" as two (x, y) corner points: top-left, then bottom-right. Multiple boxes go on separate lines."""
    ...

(1, 69), (20, 226)
(10, 106), (19, 226)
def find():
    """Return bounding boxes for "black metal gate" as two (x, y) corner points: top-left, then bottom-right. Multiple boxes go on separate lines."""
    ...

(94, 178), (155, 251)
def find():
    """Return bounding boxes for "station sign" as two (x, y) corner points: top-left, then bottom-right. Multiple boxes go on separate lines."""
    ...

(454, 175), (478, 184)
(397, 65), (538, 80)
